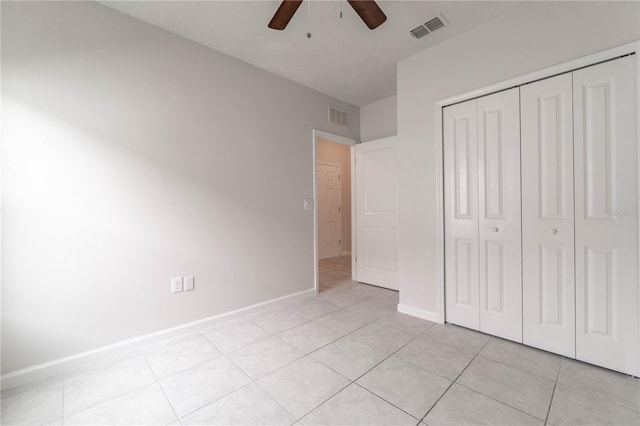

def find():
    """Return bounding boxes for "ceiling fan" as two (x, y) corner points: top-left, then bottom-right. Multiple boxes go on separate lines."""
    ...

(268, 0), (387, 31)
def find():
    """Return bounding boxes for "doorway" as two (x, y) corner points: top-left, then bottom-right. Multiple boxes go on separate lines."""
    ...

(312, 130), (357, 294)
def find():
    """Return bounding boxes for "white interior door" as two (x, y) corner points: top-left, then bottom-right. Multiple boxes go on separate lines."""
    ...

(317, 162), (342, 260)
(521, 73), (576, 357)
(574, 56), (639, 375)
(355, 137), (399, 290)
(444, 99), (480, 330)
(477, 88), (522, 343)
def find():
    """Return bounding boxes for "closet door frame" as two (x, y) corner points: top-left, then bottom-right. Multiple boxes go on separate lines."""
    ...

(434, 41), (640, 375)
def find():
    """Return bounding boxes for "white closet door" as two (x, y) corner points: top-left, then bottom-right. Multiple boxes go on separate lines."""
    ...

(574, 56), (639, 376)
(521, 74), (576, 357)
(477, 88), (522, 342)
(444, 99), (480, 330)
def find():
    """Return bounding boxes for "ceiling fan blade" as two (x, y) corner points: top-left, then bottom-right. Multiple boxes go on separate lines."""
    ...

(268, 0), (303, 30)
(347, 0), (387, 29)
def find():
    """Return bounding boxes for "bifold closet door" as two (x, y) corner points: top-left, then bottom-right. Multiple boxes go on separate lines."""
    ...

(574, 55), (639, 376)
(444, 88), (522, 341)
(521, 73), (576, 357)
(444, 99), (480, 330)
(477, 88), (522, 343)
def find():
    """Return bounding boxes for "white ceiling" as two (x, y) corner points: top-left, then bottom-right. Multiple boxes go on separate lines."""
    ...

(101, 1), (519, 106)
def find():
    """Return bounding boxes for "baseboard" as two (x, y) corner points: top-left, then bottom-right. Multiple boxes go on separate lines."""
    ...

(397, 303), (443, 324)
(1, 288), (316, 390)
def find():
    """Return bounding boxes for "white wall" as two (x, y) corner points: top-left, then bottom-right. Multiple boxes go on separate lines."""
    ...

(317, 138), (351, 253)
(397, 1), (640, 319)
(360, 95), (397, 142)
(1, 1), (359, 374)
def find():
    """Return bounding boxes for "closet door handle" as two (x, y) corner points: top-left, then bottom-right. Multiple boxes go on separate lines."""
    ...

(549, 228), (558, 235)
(491, 227), (499, 233)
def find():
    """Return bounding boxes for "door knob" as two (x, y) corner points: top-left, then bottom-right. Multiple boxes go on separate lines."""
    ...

(549, 228), (558, 235)
(491, 227), (499, 233)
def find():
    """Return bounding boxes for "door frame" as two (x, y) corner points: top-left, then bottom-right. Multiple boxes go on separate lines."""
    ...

(434, 41), (640, 328)
(316, 161), (343, 260)
(312, 130), (358, 294)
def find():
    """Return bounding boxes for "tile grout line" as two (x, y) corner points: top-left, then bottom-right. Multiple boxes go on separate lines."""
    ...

(419, 337), (492, 423)
(544, 356), (564, 425)
(144, 358), (181, 425)
(298, 321), (435, 423)
(473, 352), (559, 383)
(453, 382), (548, 422)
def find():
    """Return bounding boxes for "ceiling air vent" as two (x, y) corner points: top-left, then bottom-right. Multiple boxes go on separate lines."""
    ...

(329, 106), (348, 128)
(409, 15), (447, 39)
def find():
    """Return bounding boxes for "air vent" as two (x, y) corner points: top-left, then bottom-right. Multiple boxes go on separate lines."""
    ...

(410, 26), (429, 39)
(329, 106), (348, 128)
(409, 15), (447, 39)
(425, 17), (445, 32)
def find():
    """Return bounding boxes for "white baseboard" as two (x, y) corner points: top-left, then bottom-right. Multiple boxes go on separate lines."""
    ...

(397, 303), (443, 324)
(1, 288), (316, 390)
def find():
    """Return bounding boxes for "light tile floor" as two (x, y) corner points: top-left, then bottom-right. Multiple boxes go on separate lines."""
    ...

(2, 255), (639, 425)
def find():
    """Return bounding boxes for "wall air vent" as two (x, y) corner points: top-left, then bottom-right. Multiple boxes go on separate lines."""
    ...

(329, 106), (348, 128)
(409, 14), (447, 39)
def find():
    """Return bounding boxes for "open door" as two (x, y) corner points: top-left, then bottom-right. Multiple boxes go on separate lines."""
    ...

(354, 136), (399, 290)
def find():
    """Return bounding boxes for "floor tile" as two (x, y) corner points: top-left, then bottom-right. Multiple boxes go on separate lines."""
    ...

(322, 279), (357, 292)
(426, 324), (490, 353)
(64, 357), (156, 415)
(457, 356), (555, 420)
(313, 309), (375, 335)
(374, 312), (435, 336)
(325, 269), (351, 279)
(424, 384), (543, 426)
(228, 336), (304, 380)
(557, 358), (640, 411)
(547, 383), (640, 426)
(146, 335), (221, 378)
(347, 298), (396, 320)
(310, 335), (388, 380)
(279, 321), (346, 353)
(395, 333), (476, 380)
(286, 299), (339, 321)
(257, 357), (349, 419)
(203, 322), (271, 353)
(318, 285), (378, 308)
(357, 357), (451, 419)
(160, 356), (251, 417)
(479, 338), (561, 381)
(300, 384), (416, 426)
(63, 383), (176, 425)
(181, 383), (295, 425)
(350, 321), (416, 354)
(253, 310), (310, 334)
(0, 379), (63, 425)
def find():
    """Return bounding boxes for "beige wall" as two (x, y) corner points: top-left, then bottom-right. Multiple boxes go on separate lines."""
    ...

(1, 1), (359, 374)
(317, 138), (351, 253)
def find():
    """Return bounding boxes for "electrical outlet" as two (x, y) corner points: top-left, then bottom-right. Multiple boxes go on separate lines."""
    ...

(185, 276), (195, 291)
(171, 277), (183, 293)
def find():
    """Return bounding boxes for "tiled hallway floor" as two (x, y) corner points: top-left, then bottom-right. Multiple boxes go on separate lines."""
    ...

(2, 256), (639, 425)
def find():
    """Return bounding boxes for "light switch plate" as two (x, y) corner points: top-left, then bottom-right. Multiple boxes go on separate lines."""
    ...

(304, 199), (314, 210)
(185, 276), (195, 291)
(171, 277), (183, 293)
